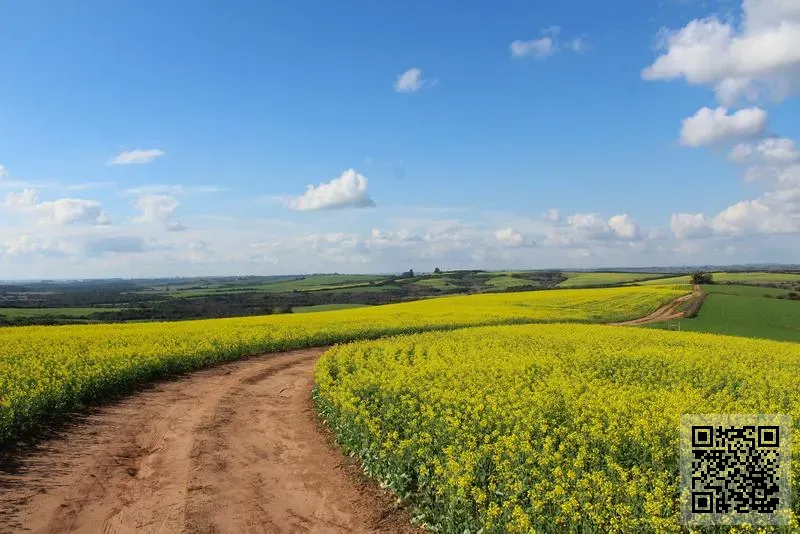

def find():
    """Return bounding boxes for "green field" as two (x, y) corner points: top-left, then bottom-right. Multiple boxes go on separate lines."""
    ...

(159, 274), (389, 296)
(638, 271), (800, 286)
(703, 284), (793, 298)
(648, 286), (800, 342)
(409, 277), (460, 290)
(482, 274), (540, 290)
(558, 272), (667, 288)
(292, 303), (369, 313)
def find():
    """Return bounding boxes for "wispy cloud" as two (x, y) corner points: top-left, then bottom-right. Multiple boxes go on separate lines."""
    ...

(124, 184), (226, 196)
(394, 67), (437, 93)
(510, 27), (586, 59)
(109, 148), (166, 165)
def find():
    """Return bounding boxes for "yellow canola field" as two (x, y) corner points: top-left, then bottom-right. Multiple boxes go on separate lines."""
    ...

(314, 324), (800, 533)
(0, 286), (684, 443)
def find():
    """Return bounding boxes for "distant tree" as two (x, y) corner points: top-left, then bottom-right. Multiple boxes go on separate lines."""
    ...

(691, 271), (714, 285)
(434, 267), (441, 274)
(278, 305), (293, 314)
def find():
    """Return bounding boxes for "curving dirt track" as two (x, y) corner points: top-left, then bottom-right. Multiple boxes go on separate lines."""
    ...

(609, 284), (703, 326)
(0, 288), (705, 534)
(0, 348), (416, 534)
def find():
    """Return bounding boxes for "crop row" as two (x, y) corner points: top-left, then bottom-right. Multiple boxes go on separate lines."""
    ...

(315, 323), (800, 533)
(0, 286), (684, 443)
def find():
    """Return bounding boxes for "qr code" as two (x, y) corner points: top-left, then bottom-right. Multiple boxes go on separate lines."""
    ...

(681, 414), (792, 526)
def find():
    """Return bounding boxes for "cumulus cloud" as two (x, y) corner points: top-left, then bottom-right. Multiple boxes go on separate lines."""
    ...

(642, 0), (800, 104)
(132, 193), (186, 231)
(2, 189), (110, 226)
(670, 212), (714, 239)
(287, 169), (375, 211)
(566, 213), (612, 235)
(394, 68), (436, 93)
(134, 194), (178, 223)
(607, 214), (640, 239)
(544, 212), (642, 246)
(679, 106), (767, 146)
(495, 227), (528, 247)
(672, 184), (800, 239)
(109, 149), (166, 165)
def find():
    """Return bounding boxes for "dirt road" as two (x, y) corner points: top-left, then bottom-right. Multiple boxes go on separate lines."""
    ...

(0, 348), (415, 534)
(0, 288), (706, 533)
(609, 284), (703, 326)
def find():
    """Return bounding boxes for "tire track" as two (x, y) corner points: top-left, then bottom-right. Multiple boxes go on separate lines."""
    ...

(609, 284), (704, 326)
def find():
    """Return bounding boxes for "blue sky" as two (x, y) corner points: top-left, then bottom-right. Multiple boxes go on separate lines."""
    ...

(1, 0), (799, 278)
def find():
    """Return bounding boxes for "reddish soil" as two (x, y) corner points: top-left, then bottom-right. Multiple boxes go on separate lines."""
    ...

(609, 284), (704, 326)
(0, 348), (417, 534)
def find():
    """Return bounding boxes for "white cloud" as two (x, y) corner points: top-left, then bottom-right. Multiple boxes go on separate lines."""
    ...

(607, 214), (640, 239)
(510, 27), (586, 59)
(732, 138), (800, 168)
(679, 106), (767, 146)
(2, 189), (38, 209)
(394, 68), (435, 93)
(133, 193), (186, 231)
(672, 179), (800, 239)
(567, 37), (586, 53)
(287, 169), (375, 211)
(670, 212), (714, 239)
(778, 164), (800, 187)
(0, 165), (7, 178)
(544, 212), (643, 246)
(109, 149), (166, 165)
(1, 235), (73, 258)
(510, 37), (555, 59)
(729, 138), (800, 185)
(567, 213), (611, 235)
(2, 189), (110, 226)
(495, 227), (525, 247)
(642, 0), (800, 104)
(542, 208), (561, 222)
(133, 194), (179, 223)
(756, 137), (800, 163)
(729, 142), (755, 162)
